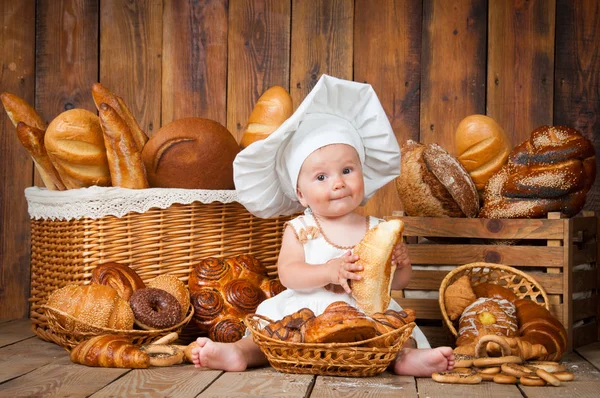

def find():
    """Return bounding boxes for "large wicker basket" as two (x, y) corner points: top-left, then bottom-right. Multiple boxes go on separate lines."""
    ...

(244, 314), (415, 377)
(26, 187), (293, 346)
(438, 262), (549, 337)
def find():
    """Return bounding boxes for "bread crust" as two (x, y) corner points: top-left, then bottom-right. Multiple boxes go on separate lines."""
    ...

(44, 109), (111, 189)
(351, 220), (403, 314)
(141, 117), (239, 189)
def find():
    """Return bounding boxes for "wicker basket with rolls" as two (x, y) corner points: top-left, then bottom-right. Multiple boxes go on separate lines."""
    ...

(439, 262), (568, 362)
(244, 301), (416, 377)
(4, 84), (295, 345)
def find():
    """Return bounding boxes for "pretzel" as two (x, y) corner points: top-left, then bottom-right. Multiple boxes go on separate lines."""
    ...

(453, 354), (475, 368)
(500, 363), (535, 378)
(431, 369), (482, 384)
(520, 375), (546, 386)
(473, 355), (522, 368)
(475, 334), (512, 358)
(493, 373), (517, 384)
(525, 361), (566, 373)
(552, 371), (575, 381)
(140, 344), (184, 367)
(535, 368), (561, 387)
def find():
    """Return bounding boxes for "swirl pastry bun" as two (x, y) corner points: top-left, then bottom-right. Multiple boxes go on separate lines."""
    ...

(189, 254), (285, 342)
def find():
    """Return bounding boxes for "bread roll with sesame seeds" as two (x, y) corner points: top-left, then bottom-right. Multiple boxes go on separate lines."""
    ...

(45, 284), (134, 331)
(480, 125), (595, 219)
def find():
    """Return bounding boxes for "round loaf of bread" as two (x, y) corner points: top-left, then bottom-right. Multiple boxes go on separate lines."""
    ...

(455, 115), (511, 194)
(396, 140), (479, 217)
(141, 118), (240, 189)
(44, 108), (111, 189)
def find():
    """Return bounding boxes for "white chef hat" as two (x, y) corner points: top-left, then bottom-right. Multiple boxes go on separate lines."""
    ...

(233, 74), (400, 218)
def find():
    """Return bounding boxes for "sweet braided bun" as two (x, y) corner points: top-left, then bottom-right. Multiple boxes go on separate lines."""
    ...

(91, 262), (146, 301)
(456, 297), (519, 348)
(188, 254), (285, 342)
(480, 125), (596, 218)
(263, 308), (315, 342)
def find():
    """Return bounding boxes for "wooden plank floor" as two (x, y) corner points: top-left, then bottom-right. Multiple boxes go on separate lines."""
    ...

(1, 319), (599, 397)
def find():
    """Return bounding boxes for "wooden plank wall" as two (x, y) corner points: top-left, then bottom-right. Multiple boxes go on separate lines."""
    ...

(0, 0), (598, 320)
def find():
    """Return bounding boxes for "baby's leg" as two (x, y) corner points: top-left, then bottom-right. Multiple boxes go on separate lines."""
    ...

(191, 336), (268, 371)
(392, 347), (454, 377)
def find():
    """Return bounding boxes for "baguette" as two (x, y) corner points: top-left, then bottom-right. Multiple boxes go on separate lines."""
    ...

(98, 103), (149, 189)
(351, 219), (404, 314)
(16, 122), (66, 190)
(240, 86), (293, 148)
(1, 92), (46, 130)
(91, 82), (148, 151)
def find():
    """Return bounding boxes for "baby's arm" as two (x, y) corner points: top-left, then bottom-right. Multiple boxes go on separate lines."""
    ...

(277, 225), (362, 293)
(390, 241), (412, 290)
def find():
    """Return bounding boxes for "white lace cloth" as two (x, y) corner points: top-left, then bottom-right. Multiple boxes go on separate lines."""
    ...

(25, 186), (240, 221)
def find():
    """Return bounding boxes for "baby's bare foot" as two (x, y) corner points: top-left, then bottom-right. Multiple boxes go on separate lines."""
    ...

(393, 347), (454, 377)
(191, 337), (247, 371)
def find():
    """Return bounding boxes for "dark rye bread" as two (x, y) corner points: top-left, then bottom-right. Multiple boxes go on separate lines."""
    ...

(396, 140), (479, 218)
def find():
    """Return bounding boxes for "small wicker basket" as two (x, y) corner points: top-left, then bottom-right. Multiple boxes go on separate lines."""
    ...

(41, 304), (194, 350)
(26, 187), (293, 346)
(244, 314), (415, 377)
(438, 262), (549, 337)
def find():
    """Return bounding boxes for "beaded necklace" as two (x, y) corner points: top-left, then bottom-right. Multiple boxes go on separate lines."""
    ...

(312, 214), (369, 250)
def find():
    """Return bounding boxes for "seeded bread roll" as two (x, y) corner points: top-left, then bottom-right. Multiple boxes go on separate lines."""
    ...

(396, 140), (479, 217)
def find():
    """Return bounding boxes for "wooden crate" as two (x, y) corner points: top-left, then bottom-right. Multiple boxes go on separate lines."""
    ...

(388, 211), (599, 352)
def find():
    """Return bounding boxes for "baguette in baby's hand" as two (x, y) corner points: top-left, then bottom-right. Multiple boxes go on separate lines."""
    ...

(351, 219), (404, 315)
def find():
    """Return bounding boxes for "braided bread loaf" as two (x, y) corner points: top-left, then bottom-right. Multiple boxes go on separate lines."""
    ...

(480, 125), (596, 218)
(189, 254), (285, 342)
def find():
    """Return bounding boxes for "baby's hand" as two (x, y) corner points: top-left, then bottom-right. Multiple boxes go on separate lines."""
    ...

(326, 251), (362, 294)
(391, 241), (411, 269)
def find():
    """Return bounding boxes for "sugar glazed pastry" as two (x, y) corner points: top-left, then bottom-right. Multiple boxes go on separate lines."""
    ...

(396, 140), (479, 217)
(91, 262), (146, 301)
(189, 254), (286, 342)
(351, 219), (404, 315)
(480, 125), (596, 218)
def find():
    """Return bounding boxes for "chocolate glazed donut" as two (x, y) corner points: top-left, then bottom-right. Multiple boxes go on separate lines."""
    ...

(224, 279), (266, 313)
(129, 288), (182, 330)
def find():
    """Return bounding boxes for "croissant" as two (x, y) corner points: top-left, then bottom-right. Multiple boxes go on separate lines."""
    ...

(70, 334), (149, 368)
(480, 125), (596, 218)
(475, 334), (548, 360)
(444, 275), (477, 321)
(189, 254), (285, 342)
(91, 262), (146, 301)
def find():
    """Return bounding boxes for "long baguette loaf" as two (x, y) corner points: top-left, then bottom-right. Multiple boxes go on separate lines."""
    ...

(351, 219), (404, 314)
(16, 122), (66, 190)
(91, 82), (148, 151)
(0, 92), (46, 130)
(98, 103), (149, 189)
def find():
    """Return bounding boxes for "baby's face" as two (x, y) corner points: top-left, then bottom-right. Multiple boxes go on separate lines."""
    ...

(296, 144), (364, 217)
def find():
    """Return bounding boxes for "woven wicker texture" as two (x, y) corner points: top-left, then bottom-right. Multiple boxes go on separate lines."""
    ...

(245, 314), (415, 377)
(439, 262), (549, 337)
(40, 304), (194, 350)
(29, 201), (293, 345)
